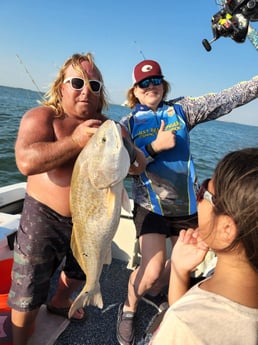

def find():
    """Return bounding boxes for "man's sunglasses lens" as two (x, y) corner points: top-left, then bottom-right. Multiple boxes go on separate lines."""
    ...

(71, 78), (84, 90)
(89, 80), (102, 92)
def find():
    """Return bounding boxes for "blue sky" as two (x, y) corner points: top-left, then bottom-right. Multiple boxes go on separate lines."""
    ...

(1, 0), (258, 126)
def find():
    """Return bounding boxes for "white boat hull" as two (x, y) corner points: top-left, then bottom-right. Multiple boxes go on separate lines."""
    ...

(0, 182), (140, 268)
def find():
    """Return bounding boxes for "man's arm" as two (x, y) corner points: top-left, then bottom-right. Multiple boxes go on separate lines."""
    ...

(15, 106), (101, 176)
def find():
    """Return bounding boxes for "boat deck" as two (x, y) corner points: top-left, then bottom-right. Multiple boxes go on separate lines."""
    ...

(49, 259), (157, 345)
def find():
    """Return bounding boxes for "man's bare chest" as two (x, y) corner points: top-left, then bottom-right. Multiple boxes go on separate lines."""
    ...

(53, 116), (82, 139)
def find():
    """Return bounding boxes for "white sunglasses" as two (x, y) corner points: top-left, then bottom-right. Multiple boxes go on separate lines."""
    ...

(63, 77), (103, 93)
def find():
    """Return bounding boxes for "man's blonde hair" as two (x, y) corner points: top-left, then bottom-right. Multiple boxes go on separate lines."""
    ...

(41, 52), (108, 116)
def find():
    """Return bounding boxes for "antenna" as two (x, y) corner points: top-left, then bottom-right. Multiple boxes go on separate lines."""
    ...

(133, 41), (146, 60)
(16, 54), (43, 98)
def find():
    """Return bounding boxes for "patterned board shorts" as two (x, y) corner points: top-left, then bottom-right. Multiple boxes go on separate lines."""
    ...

(8, 194), (85, 312)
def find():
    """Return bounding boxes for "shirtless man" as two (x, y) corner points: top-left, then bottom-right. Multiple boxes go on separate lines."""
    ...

(8, 52), (146, 345)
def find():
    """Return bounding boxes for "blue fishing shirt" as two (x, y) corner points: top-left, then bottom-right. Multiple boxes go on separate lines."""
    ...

(121, 76), (258, 217)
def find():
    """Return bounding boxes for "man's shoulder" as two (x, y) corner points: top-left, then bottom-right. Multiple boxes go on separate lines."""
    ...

(24, 105), (57, 120)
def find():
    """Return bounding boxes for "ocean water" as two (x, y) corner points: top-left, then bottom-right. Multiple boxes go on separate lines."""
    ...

(0, 85), (258, 191)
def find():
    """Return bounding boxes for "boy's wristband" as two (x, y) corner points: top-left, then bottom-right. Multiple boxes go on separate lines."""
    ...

(146, 143), (157, 158)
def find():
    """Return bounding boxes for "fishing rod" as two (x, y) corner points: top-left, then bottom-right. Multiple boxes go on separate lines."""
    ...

(202, 0), (258, 51)
(133, 41), (146, 60)
(16, 54), (43, 99)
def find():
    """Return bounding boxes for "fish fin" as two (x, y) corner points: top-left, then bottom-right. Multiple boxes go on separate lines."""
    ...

(121, 187), (132, 214)
(104, 245), (112, 265)
(107, 188), (115, 218)
(68, 283), (103, 319)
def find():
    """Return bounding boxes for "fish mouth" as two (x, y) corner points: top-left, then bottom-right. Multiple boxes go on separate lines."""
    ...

(88, 120), (130, 189)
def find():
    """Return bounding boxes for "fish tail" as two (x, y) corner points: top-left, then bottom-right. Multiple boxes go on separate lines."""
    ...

(68, 283), (103, 319)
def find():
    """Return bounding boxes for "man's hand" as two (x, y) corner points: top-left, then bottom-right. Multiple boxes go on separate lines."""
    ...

(71, 119), (102, 148)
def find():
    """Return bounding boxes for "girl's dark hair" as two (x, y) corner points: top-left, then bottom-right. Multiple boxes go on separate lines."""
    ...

(213, 147), (258, 271)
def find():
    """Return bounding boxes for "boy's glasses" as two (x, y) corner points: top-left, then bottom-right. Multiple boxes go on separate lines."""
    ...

(137, 77), (163, 89)
(63, 77), (103, 93)
(196, 179), (216, 206)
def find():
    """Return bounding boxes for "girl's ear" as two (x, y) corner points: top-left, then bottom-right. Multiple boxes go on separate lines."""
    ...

(217, 215), (238, 247)
(133, 87), (139, 99)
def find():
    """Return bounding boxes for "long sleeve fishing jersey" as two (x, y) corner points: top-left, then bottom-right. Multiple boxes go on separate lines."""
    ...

(121, 76), (258, 217)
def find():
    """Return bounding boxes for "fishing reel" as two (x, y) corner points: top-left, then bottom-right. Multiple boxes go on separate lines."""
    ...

(202, 0), (258, 51)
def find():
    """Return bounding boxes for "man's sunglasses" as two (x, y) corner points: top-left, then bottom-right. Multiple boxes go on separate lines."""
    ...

(63, 77), (103, 93)
(137, 77), (163, 89)
(196, 179), (216, 206)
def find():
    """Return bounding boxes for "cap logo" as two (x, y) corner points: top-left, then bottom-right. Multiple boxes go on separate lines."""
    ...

(141, 64), (153, 73)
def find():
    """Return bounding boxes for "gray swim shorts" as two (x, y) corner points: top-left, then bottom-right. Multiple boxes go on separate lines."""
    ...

(8, 194), (85, 312)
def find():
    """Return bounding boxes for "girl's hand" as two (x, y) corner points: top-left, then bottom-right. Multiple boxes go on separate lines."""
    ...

(172, 228), (209, 275)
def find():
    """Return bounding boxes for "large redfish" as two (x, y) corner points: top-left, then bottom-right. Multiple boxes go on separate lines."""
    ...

(68, 120), (131, 319)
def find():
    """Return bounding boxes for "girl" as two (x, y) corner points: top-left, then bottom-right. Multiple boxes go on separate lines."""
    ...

(149, 147), (258, 345)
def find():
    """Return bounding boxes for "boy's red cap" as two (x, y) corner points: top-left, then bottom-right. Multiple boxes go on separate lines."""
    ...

(132, 60), (163, 84)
